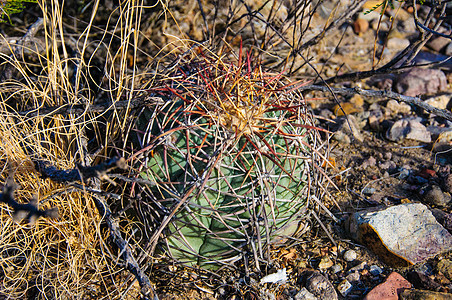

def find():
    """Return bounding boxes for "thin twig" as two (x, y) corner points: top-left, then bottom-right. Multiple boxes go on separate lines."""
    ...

(295, 85), (452, 121)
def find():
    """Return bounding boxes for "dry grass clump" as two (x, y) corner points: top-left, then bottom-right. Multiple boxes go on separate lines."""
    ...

(0, 0), (150, 298)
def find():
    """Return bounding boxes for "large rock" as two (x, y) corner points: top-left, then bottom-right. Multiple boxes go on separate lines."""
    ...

(346, 203), (452, 266)
(395, 68), (447, 97)
(364, 272), (411, 300)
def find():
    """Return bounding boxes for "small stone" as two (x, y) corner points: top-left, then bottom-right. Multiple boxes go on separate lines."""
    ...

(387, 119), (431, 143)
(425, 95), (451, 110)
(437, 259), (452, 281)
(346, 271), (360, 283)
(337, 279), (353, 297)
(330, 264), (343, 274)
(379, 161), (396, 170)
(294, 287), (318, 300)
(369, 265), (383, 276)
(306, 271), (338, 300)
(423, 185), (451, 207)
(362, 187), (376, 195)
(346, 203), (452, 266)
(318, 256), (334, 269)
(333, 115), (363, 144)
(386, 99), (411, 114)
(353, 18), (369, 34)
(387, 37), (410, 51)
(399, 289), (452, 300)
(343, 250), (357, 262)
(364, 272), (412, 300)
(362, 156), (377, 169)
(349, 261), (367, 273)
(395, 68), (448, 97)
(333, 102), (362, 116)
(427, 36), (451, 53)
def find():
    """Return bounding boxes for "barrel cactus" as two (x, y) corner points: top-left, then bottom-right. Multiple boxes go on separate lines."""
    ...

(133, 44), (328, 269)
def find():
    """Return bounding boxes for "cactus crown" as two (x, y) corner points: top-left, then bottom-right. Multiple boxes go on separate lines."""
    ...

(134, 42), (327, 270)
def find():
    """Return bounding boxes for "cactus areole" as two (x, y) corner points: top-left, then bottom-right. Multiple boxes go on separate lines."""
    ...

(135, 46), (325, 269)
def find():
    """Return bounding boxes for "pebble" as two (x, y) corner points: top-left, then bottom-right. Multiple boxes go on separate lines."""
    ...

(424, 94), (451, 110)
(369, 265), (383, 276)
(387, 37), (410, 51)
(353, 18), (369, 34)
(386, 119), (431, 143)
(423, 185), (451, 207)
(427, 36), (451, 53)
(349, 261), (367, 273)
(294, 287), (318, 300)
(395, 68), (448, 97)
(362, 156), (377, 169)
(386, 99), (411, 114)
(330, 264), (343, 274)
(333, 115), (364, 144)
(346, 270), (361, 283)
(346, 203), (452, 266)
(337, 279), (353, 297)
(364, 272), (412, 300)
(362, 187), (376, 195)
(343, 249), (357, 262)
(318, 256), (334, 269)
(305, 271), (338, 300)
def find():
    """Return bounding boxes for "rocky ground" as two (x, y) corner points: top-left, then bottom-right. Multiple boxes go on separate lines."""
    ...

(157, 2), (452, 300)
(1, 1), (452, 299)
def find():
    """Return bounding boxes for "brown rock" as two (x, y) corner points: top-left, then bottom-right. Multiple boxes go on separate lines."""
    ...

(354, 18), (369, 34)
(364, 272), (412, 300)
(400, 289), (452, 300)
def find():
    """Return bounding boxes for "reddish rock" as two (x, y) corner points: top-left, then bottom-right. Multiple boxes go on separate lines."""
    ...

(395, 68), (447, 97)
(364, 272), (412, 300)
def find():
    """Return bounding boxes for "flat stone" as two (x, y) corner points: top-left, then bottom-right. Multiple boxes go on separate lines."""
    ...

(387, 119), (431, 143)
(399, 289), (452, 300)
(395, 68), (447, 97)
(346, 203), (452, 267)
(306, 271), (338, 300)
(364, 272), (412, 300)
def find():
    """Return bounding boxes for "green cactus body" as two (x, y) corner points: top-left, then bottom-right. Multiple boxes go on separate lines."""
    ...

(140, 96), (312, 268)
